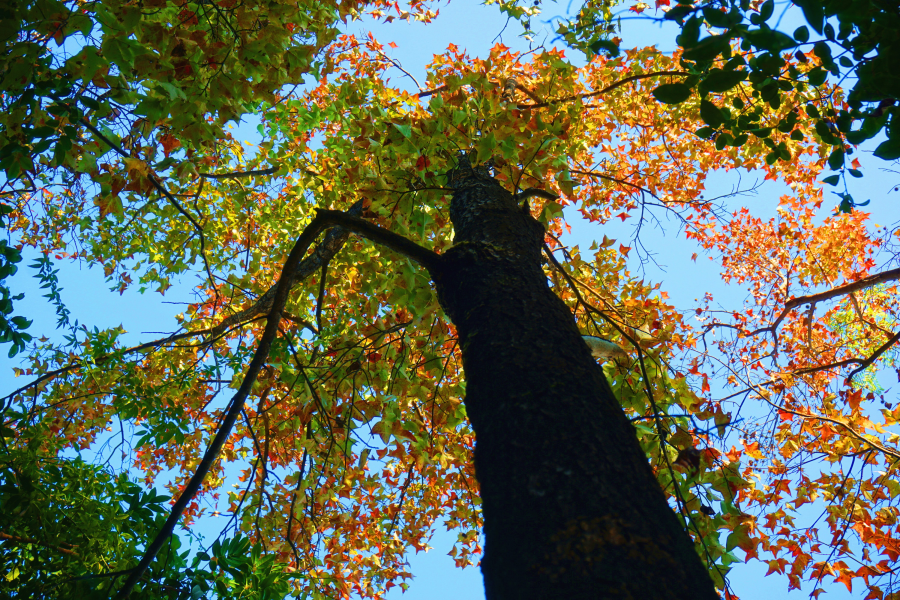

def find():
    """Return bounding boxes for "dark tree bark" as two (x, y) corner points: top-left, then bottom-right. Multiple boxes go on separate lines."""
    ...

(432, 157), (718, 600)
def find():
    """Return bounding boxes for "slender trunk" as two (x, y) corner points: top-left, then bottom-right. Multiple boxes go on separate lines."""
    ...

(432, 158), (718, 600)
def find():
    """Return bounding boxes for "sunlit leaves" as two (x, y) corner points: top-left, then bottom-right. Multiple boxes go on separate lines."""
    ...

(653, 83), (693, 104)
(4, 2), (900, 598)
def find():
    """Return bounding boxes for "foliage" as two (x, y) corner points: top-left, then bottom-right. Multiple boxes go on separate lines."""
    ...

(0, 202), (31, 356)
(647, 0), (899, 212)
(0, 415), (302, 598)
(485, 0), (624, 56)
(2, 0), (900, 598)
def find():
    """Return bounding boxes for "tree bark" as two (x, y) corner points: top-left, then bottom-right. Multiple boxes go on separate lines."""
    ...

(432, 157), (718, 600)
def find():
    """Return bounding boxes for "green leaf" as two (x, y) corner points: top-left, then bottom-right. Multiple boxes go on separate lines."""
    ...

(848, 168), (863, 178)
(749, 127), (772, 137)
(794, 0), (824, 34)
(813, 41), (834, 66)
(793, 26), (809, 43)
(699, 69), (747, 93)
(874, 139), (900, 160)
(664, 4), (694, 22)
(10, 316), (30, 329)
(676, 16), (701, 48)
(715, 132), (734, 150)
(682, 35), (731, 62)
(827, 147), (844, 170)
(652, 83), (693, 104)
(700, 99), (725, 128)
(393, 123), (412, 139)
(743, 28), (796, 53)
(807, 67), (827, 86)
(815, 119), (835, 143)
(589, 39), (620, 57)
(822, 174), (840, 186)
(702, 7), (732, 28)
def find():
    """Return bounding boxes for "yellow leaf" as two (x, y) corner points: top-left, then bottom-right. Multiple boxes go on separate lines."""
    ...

(124, 157), (148, 177)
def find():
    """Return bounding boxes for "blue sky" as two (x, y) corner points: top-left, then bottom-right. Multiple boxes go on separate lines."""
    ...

(4, 0), (900, 598)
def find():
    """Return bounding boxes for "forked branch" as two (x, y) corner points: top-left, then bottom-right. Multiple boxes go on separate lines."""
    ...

(113, 208), (442, 597)
(747, 266), (900, 338)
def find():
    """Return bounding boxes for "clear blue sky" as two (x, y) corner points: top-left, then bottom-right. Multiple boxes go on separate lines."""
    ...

(3, 0), (899, 598)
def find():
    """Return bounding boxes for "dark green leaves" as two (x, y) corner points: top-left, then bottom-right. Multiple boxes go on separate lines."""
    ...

(702, 6), (734, 28)
(652, 83), (693, 104)
(664, 4), (695, 23)
(682, 35), (731, 62)
(743, 28), (796, 53)
(700, 99), (726, 128)
(589, 39), (620, 58)
(793, 26), (809, 43)
(874, 139), (900, 160)
(806, 67), (828, 87)
(813, 41), (836, 71)
(815, 119), (837, 143)
(793, 0), (824, 34)
(677, 16), (701, 48)
(827, 147), (845, 171)
(699, 69), (748, 93)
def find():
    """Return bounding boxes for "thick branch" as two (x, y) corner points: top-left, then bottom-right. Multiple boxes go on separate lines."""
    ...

(848, 329), (900, 380)
(0, 531), (80, 557)
(315, 209), (444, 274)
(113, 207), (442, 597)
(207, 200), (364, 338)
(515, 187), (559, 203)
(114, 210), (340, 597)
(746, 266), (900, 337)
(786, 266), (900, 312)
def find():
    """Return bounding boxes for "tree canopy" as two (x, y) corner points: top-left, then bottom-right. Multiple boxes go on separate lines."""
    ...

(2, 0), (900, 598)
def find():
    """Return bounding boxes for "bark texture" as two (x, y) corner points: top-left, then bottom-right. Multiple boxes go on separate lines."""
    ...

(433, 157), (718, 600)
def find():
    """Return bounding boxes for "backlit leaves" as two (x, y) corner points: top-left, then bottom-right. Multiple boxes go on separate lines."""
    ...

(3, 3), (900, 599)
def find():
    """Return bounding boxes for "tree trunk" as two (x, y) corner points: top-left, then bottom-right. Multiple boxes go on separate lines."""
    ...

(432, 158), (718, 600)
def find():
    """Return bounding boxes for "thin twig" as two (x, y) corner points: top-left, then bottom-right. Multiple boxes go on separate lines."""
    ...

(516, 71), (689, 109)
(79, 119), (220, 301)
(198, 167), (279, 179)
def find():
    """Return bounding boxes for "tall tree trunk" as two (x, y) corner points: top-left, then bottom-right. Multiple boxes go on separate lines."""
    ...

(433, 158), (718, 600)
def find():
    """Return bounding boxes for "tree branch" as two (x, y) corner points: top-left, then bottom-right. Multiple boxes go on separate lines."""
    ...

(516, 71), (690, 109)
(753, 391), (900, 461)
(113, 206), (442, 597)
(207, 200), (364, 338)
(198, 167), (279, 179)
(79, 119), (219, 299)
(785, 266), (900, 312)
(570, 168), (662, 201)
(746, 266), (900, 338)
(114, 208), (342, 597)
(848, 329), (900, 381)
(315, 209), (444, 274)
(0, 329), (204, 408)
(515, 187), (559, 202)
(0, 531), (80, 557)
